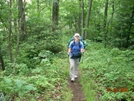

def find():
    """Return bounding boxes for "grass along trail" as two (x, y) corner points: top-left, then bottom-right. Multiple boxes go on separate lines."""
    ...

(2, 40), (132, 100)
(61, 40), (96, 101)
(78, 41), (134, 101)
(60, 56), (87, 101)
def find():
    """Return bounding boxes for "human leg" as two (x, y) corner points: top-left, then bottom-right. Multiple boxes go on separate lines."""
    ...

(74, 58), (79, 78)
(69, 58), (75, 81)
(69, 58), (79, 81)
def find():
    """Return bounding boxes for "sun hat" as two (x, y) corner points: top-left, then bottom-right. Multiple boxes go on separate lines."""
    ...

(74, 33), (80, 37)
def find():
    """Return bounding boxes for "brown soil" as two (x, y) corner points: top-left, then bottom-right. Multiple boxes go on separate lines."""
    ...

(68, 77), (85, 101)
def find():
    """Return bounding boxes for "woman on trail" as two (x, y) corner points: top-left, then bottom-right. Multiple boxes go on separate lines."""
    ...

(68, 33), (85, 82)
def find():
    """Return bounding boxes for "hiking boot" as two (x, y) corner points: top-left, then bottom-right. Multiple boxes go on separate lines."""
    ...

(74, 76), (78, 79)
(71, 78), (74, 82)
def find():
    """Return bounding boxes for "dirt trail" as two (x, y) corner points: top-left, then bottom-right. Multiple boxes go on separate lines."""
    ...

(68, 77), (85, 101)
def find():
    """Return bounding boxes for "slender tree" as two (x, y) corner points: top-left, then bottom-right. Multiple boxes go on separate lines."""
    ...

(8, 0), (13, 62)
(126, 9), (134, 48)
(12, 0), (26, 67)
(52, 0), (59, 32)
(18, 0), (26, 40)
(84, 0), (93, 39)
(108, 0), (114, 37)
(37, 0), (39, 12)
(81, 0), (84, 37)
(111, 0), (114, 24)
(104, 0), (108, 48)
(78, 0), (81, 33)
(0, 47), (5, 70)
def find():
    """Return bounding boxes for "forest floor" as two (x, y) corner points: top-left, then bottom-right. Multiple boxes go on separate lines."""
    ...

(68, 76), (85, 101)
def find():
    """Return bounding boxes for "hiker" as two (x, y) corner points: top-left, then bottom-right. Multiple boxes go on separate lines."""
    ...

(67, 33), (85, 82)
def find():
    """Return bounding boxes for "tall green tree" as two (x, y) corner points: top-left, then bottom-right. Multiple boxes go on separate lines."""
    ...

(79, 0), (84, 37)
(18, 0), (26, 40)
(104, 0), (108, 47)
(84, 0), (93, 39)
(13, 0), (26, 67)
(113, 0), (134, 48)
(0, 47), (5, 70)
(8, 0), (13, 62)
(52, 0), (59, 32)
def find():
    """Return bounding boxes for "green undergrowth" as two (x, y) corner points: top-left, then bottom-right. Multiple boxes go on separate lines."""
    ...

(1, 36), (134, 101)
(0, 57), (72, 101)
(0, 36), (72, 101)
(79, 40), (134, 101)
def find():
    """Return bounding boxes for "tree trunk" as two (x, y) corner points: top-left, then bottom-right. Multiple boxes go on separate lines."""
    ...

(111, 0), (114, 24)
(12, 19), (21, 68)
(18, 0), (23, 32)
(52, 0), (59, 32)
(104, 0), (108, 48)
(81, 0), (84, 37)
(22, 0), (26, 40)
(37, 0), (40, 17)
(126, 9), (134, 48)
(0, 47), (5, 70)
(18, 0), (26, 40)
(78, 0), (81, 34)
(37, 0), (39, 12)
(84, 0), (93, 39)
(12, 0), (25, 67)
(120, 26), (123, 48)
(8, 0), (13, 62)
(109, 0), (114, 40)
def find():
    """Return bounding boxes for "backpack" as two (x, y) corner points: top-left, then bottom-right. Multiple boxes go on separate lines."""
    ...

(68, 37), (86, 61)
(68, 36), (87, 48)
(69, 41), (82, 59)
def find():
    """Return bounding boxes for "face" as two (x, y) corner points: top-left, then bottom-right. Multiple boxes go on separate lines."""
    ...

(74, 36), (80, 41)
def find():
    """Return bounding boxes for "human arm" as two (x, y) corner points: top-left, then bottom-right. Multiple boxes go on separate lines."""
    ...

(80, 41), (85, 53)
(68, 41), (73, 55)
(68, 48), (72, 55)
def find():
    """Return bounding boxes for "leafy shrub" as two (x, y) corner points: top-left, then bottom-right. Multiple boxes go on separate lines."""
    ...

(80, 41), (134, 101)
(26, 75), (54, 92)
(45, 39), (63, 53)
(0, 77), (37, 100)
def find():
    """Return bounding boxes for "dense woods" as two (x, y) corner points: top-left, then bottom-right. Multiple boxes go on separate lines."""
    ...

(0, 0), (134, 101)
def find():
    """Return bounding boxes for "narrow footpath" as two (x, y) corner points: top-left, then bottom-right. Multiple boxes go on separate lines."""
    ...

(68, 77), (85, 101)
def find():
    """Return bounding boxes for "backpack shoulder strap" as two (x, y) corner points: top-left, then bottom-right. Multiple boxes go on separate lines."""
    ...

(79, 41), (82, 48)
(72, 41), (75, 47)
(69, 40), (75, 48)
(73, 41), (81, 49)
(68, 37), (74, 46)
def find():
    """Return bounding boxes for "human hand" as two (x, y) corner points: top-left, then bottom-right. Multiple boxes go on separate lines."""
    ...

(81, 49), (85, 53)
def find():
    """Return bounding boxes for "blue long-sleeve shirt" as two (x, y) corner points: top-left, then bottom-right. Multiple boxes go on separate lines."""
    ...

(69, 41), (84, 57)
